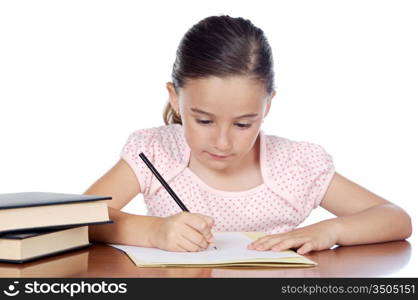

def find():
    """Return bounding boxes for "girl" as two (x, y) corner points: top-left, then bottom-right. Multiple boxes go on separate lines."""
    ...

(85, 15), (412, 254)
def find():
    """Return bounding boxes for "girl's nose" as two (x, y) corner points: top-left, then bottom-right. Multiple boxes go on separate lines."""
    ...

(214, 127), (232, 153)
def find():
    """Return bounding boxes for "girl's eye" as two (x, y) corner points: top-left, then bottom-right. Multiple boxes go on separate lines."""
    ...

(195, 119), (251, 129)
(196, 119), (213, 125)
(235, 123), (251, 129)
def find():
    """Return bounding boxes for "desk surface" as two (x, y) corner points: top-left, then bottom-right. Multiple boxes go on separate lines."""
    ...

(0, 240), (415, 278)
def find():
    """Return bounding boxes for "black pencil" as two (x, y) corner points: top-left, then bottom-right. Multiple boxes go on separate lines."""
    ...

(138, 152), (189, 212)
(138, 152), (217, 250)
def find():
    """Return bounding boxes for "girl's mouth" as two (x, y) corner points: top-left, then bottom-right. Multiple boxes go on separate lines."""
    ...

(207, 152), (231, 160)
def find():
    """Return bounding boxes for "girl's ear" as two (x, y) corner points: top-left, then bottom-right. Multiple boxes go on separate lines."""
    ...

(166, 82), (180, 113)
(263, 91), (275, 118)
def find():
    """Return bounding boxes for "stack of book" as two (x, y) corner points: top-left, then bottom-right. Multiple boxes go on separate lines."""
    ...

(0, 192), (111, 264)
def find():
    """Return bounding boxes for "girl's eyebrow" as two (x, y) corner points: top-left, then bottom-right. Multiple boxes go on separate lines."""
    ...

(190, 107), (258, 119)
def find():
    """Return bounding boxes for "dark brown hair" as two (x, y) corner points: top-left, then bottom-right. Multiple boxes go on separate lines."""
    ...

(163, 15), (275, 125)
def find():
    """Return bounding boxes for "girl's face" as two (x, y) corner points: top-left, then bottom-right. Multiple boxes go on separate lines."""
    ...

(167, 76), (274, 173)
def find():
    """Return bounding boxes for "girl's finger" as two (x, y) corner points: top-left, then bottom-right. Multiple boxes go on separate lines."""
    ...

(296, 242), (314, 255)
(184, 214), (213, 243)
(178, 233), (206, 252)
(248, 234), (284, 249)
(251, 236), (285, 251)
(181, 225), (209, 250)
(271, 237), (310, 252)
(194, 213), (215, 228)
(173, 242), (189, 252)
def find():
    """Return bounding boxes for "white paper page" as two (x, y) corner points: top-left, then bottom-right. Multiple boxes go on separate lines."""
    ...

(110, 232), (300, 264)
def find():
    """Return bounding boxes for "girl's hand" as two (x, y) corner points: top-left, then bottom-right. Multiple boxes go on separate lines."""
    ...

(247, 219), (341, 254)
(148, 212), (215, 252)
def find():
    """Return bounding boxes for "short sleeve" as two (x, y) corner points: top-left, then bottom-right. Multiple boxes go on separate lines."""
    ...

(264, 136), (335, 221)
(120, 124), (189, 197)
(120, 127), (158, 195)
(290, 142), (335, 214)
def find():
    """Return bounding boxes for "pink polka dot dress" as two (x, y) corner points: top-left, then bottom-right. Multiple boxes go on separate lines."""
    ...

(120, 124), (335, 234)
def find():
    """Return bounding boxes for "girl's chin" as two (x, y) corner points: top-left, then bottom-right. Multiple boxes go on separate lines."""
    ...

(204, 154), (236, 170)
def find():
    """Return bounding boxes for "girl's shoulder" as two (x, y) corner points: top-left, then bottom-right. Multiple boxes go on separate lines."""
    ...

(120, 124), (189, 195)
(263, 133), (333, 167)
(262, 132), (335, 210)
(124, 123), (184, 144)
(122, 123), (188, 163)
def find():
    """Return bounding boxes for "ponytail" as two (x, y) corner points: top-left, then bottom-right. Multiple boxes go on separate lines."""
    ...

(163, 102), (182, 125)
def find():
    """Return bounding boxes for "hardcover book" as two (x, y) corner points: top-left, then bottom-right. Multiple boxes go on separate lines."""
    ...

(0, 226), (91, 263)
(0, 192), (111, 234)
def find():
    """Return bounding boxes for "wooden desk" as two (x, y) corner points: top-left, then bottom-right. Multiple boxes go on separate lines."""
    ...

(0, 240), (412, 277)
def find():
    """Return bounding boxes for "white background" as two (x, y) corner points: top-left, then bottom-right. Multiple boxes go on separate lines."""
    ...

(1, 0), (417, 276)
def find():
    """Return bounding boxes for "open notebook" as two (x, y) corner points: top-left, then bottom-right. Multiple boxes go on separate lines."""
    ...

(110, 232), (317, 268)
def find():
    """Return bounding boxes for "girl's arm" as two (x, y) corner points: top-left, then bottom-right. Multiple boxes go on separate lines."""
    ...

(84, 159), (158, 247)
(320, 172), (412, 245)
(248, 172), (412, 254)
(84, 159), (214, 250)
